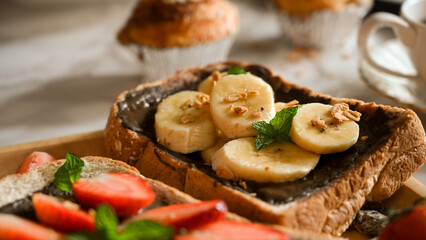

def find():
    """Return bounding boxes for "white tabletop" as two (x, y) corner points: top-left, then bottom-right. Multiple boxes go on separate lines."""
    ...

(0, 0), (425, 184)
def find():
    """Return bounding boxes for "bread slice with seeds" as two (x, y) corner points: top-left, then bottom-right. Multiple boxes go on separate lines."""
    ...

(104, 62), (426, 235)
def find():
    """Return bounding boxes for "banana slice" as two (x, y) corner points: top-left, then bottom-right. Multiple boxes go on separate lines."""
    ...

(290, 103), (360, 154)
(155, 91), (216, 154)
(210, 73), (275, 139)
(211, 137), (320, 183)
(200, 131), (229, 166)
(198, 70), (227, 95)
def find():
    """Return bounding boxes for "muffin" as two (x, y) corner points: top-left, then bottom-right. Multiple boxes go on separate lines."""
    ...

(271, 0), (372, 49)
(118, 0), (239, 81)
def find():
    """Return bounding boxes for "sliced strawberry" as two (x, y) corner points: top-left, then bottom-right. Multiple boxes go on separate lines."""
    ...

(17, 151), (56, 174)
(73, 172), (155, 218)
(0, 214), (62, 240)
(122, 200), (227, 230)
(379, 204), (426, 240)
(176, 219), (290, 240)
(32, 193), (95, 233)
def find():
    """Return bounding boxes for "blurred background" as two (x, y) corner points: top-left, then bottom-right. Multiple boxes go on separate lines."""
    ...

(0, 0), (424, 182)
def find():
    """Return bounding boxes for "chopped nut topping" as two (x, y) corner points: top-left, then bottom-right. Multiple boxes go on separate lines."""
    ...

(265, 166), (270, 171)
(216, 166), (236, 180)
(234, 106), (248, 116)
(361, 136), (369, 141)
(223, 94), (241, 103)
(180, 115), (195, 124)
(211, 70), (221, 81)
(251, 109), (263, 118)
(248, 91), (260, 96)
(331, 103), (362, 123)
(239, 92), (248, 100)
(238, 180), (247, 190)
(285, 100), (299, 108)
(311, 118), (327, 132)
(193, 99), (202, 108)
(227, 104), (234, 112)
(196, 93), (210, 104)
(181, 99), (194, 109)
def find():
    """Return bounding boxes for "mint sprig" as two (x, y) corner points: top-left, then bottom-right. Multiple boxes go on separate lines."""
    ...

(227, 66), (247, 75)
(253, 106), (298, 150)
(53, 152), (85, 192)
(67, 205), (173, 240)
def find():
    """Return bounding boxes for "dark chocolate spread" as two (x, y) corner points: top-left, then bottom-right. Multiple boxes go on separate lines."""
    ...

(116, 64), (396, 205)
(0, 184), (74, 219)
(0, 182), (167, 219)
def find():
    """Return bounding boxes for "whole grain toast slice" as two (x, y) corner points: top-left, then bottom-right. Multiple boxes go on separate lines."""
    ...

(104, 62), (426, 235)
(0, 156), (339, 240)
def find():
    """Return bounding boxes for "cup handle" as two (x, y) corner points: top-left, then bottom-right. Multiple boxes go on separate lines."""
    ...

(358, 12), (417, 79)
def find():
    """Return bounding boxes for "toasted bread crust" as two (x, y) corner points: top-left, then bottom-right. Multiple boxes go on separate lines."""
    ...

(104, 62), (426, 235)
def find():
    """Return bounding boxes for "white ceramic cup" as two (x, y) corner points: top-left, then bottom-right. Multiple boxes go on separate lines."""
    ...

(358, 0), (426, 81)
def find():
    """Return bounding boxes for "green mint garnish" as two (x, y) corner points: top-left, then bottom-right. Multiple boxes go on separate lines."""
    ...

(67, 205), (173, 240)
(253, 106), (298, 150)
(53, 152), (85, 192)
(227, 66), (247, 75)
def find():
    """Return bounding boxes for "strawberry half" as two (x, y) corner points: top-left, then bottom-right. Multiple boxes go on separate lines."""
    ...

(0, 214), (62, 240)
(32, 193), (95, 233)
(73, 172), (155, 218)
(175, 219), (290, 240)
(379, 204), (426, 240)
(17, 151), (56, 174)
(122, 200), (227, 230)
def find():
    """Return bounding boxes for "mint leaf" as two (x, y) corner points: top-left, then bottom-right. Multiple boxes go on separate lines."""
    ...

(96, 205), (119, 240)
(119, 220), (173, 240)
(67, 204), (173, 240)
(53, 152), (85, 192)
(253, 106), (298, 150)
(227, 66), (247, 75)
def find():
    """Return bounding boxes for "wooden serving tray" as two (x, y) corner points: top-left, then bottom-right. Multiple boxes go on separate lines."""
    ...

(0, 130), (425, 239)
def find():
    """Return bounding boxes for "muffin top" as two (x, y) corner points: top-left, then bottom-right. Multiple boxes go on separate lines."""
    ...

(272, 0), (371, 15)
(118, 0), (238, 48)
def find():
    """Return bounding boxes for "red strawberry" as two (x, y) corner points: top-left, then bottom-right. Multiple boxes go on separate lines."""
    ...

(32, 193), (95, 233)
(0, 214), (62, 240)
(175, 219), (290, 240)
(379, 204), (426, 240)
(73, 172), (155, 218)
(122, 200), (227, 230)
(17, 151), (56, 174)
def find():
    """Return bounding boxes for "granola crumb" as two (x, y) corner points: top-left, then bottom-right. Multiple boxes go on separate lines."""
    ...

(234, 106), (248, 116)
(196, 93), (210, 104)
(311, 118), (327, 132)
(331, 103), (362, 123)
(193, 99), (202, 108)
(361, 136), (369, 141)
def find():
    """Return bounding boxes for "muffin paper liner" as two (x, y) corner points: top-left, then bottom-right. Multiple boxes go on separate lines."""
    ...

(275, 2), (372, 49)
(128, 35), (235, 82)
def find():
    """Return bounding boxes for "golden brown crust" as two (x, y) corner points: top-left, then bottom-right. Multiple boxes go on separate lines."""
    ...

(272, 0), (372, 15)
(104, 61), (426, 235)
(118, 0), (238, 48)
